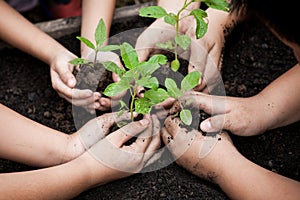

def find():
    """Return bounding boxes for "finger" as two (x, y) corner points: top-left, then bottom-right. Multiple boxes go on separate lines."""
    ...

(143, 115), (161, 159)
(154, 97), (176, 110)
(107, 118), (150, 147)
(180, 91), (227, 115)
(200, 114), (227, 133)
(52, 63), (77, 88)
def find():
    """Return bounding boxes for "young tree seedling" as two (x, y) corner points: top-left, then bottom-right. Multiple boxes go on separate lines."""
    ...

(69, 19), (120, 66)
(139, 0), (230, 71)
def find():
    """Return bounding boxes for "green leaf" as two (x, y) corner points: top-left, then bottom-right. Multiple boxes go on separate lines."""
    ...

(139, 6), (168, 18)
(120, 42), (139, 70)
(98, 45), (120, 52)
(95, 19), (106, 48)
(135, 98), (153, 114)
(144, 88), (169, 104)
(181, 71), (201, 91)
(171, 59), (180, 71)
(148, 54), (168, 65)
(180, 109), (192, 125)
(156, 40), (175, 50)
(191, 9), (208, 39)
(101, 61), (125, 78)
(103, 81), (130, 97)
(69, 58), (89, 65)
(136, 62), (160, 77)
(76, 36), (95, 50)
(164, 13), (177, 26)
(175, 34), (191, 50)
(202, 0), (230, 12)
(165, 78), (182, 98)
(136, 76), (159, 89)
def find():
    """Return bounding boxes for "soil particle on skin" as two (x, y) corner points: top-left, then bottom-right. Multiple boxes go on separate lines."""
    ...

(0, 11), (299, 200)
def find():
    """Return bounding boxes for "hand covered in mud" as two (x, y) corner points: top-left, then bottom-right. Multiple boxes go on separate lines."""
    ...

(81, 51), (125, 113)
(50, 49), (100, 112)
(177, 91), (272, 136)
(161, 115), (235, 182)
(86, 114), (161, 185)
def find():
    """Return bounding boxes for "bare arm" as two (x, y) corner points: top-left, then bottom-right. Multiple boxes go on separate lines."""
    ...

(81, 0), (116, 57)
(0, 0), (71, 65)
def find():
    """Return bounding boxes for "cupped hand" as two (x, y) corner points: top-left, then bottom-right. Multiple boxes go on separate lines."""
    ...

(50, 49), (99, 113)
(186, 8), (233, 93)
(86, 114), (161, 186)
(64, 111), (136, 162)
(178, 91), (271, 136)
(161, 115), (236, 182)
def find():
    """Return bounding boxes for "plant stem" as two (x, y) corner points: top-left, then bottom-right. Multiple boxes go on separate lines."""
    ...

(129, 87), (137, 121)
(94, 50), (98, 64)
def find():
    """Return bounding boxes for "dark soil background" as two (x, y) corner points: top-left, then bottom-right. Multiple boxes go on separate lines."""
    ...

(0, 2), (299, 199)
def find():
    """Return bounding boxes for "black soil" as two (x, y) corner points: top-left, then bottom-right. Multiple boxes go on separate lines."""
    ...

(0, 14), (299, 200)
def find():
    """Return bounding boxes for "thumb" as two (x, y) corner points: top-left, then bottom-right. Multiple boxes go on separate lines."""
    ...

(55, 66), (76, 88)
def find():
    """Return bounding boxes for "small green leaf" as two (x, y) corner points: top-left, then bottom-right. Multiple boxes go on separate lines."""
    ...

(202, 0), (230, 12)
(101, 61), (125, 78)
(164, 13), (177, 26)
(120, 42), (139, 70)
(139, 6), (168, 18)
(165, 78), (182, 98)
(156, 40), (175, 50)
(171, 59), (180, 71)
(144, 88), (169, 104)
(191, 9), (208, 39)
(148, 54), (168, 65)
(180, 109), (192, 125)
(175, 34), (191, 50)
(98, 45), (120, 52)
(136, 76), (159, 89)
(136, 62), (160, 77)
(69, 58), (89, 65)
(181, 71), (201, 91)
(135, 98), (153, 114)
(103, 81), (130, 97)
(95, 19), (106, 48)
(76, 36), (95, 50)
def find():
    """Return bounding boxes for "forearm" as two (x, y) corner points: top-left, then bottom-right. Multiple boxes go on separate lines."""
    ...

(216, 152), (300, 200)
(0, 155), (92, 200)
(81, 0), (115, 57)
(0, 104), (76, 167)
(0, 1), (68, 65)
(256, 64), (300, 130)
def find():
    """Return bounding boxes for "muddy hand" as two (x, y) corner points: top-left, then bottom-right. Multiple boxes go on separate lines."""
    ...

(88, 114), (161, 173)
(161, 115), (234, 182)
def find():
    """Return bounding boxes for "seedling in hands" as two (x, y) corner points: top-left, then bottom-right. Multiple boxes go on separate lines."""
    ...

(165, 70), (201, 125)
(103, 42), (170, 121)
(139, 0), (230, 71)
(69, 19), (120, 66)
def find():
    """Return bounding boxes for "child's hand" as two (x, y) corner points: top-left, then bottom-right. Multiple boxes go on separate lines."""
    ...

(161, 115), (236, 183)
(177, 91), (272, 136)
(50, 49), (100, 113)
(84, 114), (161, 187)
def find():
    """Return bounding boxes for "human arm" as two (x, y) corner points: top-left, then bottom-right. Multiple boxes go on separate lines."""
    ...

(0, 1), (97, 109)
(0, 114), (161, 199)
(161, 116), (300, 200)
(177, 63), (300, 136)
(0, 104), (132, 167)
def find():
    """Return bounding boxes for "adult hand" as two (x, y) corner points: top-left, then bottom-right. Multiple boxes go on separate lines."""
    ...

(50, 49), (100, 113)
(85, 114), (161, 187)
(161, 115), (236, 182)
(178, 91), (272, 136)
